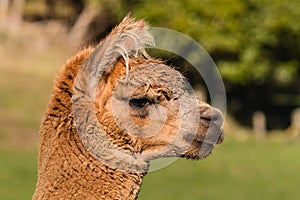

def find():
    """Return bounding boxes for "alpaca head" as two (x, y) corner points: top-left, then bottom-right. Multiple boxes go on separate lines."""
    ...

(72, 16), (224, 172)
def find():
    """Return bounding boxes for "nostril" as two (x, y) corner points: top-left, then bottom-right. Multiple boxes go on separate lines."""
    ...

(199, 104), (224, 126)
(199, 102), (213, 121)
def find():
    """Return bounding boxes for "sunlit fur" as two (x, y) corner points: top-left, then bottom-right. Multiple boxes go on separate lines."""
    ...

(33, 16), (224, 200)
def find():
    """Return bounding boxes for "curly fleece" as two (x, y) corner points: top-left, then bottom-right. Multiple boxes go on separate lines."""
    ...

(32, 48), (144, 200)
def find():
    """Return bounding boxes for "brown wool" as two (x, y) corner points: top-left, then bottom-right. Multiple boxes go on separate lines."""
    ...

(33, 16), (224, 200)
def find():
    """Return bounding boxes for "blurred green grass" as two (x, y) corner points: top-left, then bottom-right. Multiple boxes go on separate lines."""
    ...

(0, 150), (37, 200)
(0, 35), (67, 148)
(1, 35), (300, 200)
(0, 139), (300, 200)
(140, 138), (300, 200)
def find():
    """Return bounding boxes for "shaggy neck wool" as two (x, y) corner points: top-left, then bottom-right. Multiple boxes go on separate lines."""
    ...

(32, 49), (146, 200)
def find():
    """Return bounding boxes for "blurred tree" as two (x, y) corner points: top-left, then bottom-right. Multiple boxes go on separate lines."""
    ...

(116, 0), (300, 129)
(23, 0), (118, 47)
(0, 0), (25, 33)
(69, 0), (101, 48)
(19, 0), (300, 129)
(116, 0), (300, 85)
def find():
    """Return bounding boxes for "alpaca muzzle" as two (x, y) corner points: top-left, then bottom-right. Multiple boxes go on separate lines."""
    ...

(183, 101), (224, 159)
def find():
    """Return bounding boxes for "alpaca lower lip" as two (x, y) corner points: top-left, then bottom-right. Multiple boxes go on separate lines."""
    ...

(198, 129), (224, 158)
(183, 126), (224, 160)
(185, 124), (224, 146)
(197, 142), (215, 159)
(182, 141), (215, 160)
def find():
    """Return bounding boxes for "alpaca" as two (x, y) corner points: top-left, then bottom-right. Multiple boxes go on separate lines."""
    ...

(33, 16), (224, 200)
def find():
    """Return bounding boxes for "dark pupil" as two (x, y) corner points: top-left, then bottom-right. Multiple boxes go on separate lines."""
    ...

(129, 98), (148, 108)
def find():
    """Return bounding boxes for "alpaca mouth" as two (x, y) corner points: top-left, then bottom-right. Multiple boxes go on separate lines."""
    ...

(183, 117), (224, 160)
(199, 128), (224, 158)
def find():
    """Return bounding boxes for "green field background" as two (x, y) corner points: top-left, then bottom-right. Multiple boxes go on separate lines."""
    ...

(1, 139), (300, 200)
(1, 34), (300, 200)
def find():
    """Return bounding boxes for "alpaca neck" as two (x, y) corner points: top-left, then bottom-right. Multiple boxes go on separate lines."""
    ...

(32, 48), (148, 199)
(33, 118), (147, 199)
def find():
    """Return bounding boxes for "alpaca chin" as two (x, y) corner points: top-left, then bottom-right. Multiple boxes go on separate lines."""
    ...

(181, 106), (224, 160)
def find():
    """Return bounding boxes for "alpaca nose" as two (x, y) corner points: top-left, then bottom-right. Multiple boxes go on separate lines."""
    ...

(199, 102), (224, 144)
(199, 102), (224, 127)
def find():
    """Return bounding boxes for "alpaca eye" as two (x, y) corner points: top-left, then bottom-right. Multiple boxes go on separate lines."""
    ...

(129, 98), (149, 108)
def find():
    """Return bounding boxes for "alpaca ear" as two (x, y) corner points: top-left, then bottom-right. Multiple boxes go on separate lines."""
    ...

(74, 15), (155, 99)
(72, 16), (154, 173)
